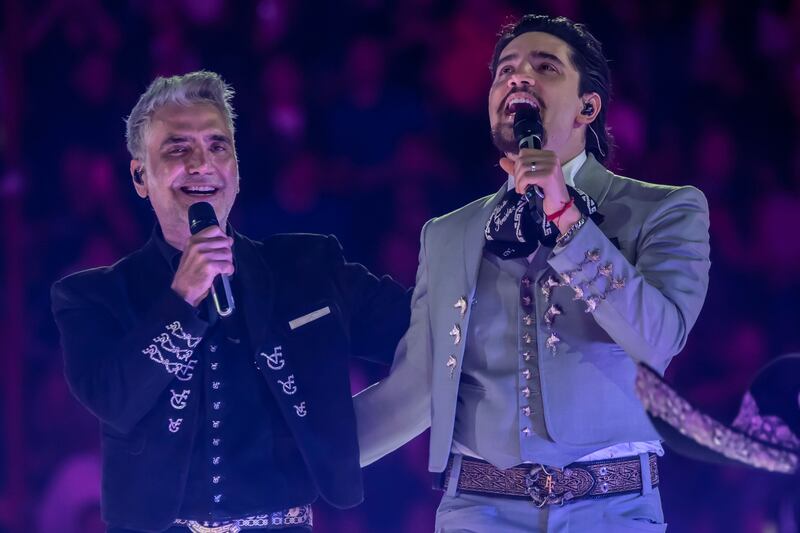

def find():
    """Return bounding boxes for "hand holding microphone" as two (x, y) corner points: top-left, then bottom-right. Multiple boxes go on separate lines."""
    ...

(498, 106), (578, 231)
(171, 202), (235, 316)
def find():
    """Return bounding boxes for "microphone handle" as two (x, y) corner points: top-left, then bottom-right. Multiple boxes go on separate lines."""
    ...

(519, 134), (545, 202)
(210, 274), (235, 317)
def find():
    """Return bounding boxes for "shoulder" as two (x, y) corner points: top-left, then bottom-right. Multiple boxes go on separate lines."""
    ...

(423, 191), (499, 240)
(432, 193), (496, 226)
(257, 232), (339, 255)
(608, 172), (707, 209)
(51, 246), (151, 307)
(251, 233), (345, 270)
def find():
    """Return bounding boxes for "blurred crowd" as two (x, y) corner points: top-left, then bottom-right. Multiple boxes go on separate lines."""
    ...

(2, 0), (800, 531)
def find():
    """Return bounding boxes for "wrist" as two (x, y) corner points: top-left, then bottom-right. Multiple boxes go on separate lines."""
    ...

(555, 214), (587, 247)
(555, 204), (582, 234)
(171, 281), (202, 308)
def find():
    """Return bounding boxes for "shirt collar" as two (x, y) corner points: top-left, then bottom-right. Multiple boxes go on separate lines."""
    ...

(152, 223), (236, 273)
(506, 150), (587, 191)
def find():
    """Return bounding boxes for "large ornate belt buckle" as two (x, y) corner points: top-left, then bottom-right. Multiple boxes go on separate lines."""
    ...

(525, 464), (594, 507)
(525, 464), (560, 507)
(526, 464), (583, 507)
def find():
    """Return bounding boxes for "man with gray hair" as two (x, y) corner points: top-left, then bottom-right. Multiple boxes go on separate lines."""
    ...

(52, 70), (410, 532)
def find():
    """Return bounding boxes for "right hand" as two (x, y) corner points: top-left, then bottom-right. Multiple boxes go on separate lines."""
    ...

(170, 226), (234, 307)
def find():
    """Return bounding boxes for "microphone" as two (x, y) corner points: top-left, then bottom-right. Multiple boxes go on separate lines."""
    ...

(513, 106), (545, 203)
(188, 202), (235, 317)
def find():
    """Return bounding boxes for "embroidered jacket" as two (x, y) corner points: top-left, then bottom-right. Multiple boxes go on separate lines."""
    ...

(52, 230), (410, 532)
(355, 154), (711, 470)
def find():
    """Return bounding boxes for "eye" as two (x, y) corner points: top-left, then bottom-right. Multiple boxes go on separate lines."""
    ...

(496, 65), (513, 78)
(538, 63), (558, 73)
(167, 146), (188, 155)
(210, 143), (228, 153)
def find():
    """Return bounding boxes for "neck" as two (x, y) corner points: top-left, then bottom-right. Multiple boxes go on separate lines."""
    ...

(161, 216), (229, 252)
(559, 135), (586, 164)
(161, 224), (190, 252)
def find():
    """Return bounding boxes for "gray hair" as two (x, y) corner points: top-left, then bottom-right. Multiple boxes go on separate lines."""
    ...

(125, 70), (237, 161)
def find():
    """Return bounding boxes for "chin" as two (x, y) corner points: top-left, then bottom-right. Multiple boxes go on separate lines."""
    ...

(490, 127), (519, 155)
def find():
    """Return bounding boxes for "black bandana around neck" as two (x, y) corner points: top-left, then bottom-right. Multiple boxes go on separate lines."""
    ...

(484, 185), (604, 259)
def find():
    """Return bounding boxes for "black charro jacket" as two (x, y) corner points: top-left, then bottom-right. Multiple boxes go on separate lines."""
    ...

(51, 230), (410, 532)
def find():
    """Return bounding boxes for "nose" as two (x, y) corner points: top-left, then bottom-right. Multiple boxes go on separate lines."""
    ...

(186, 147), (211, 174)
(508, 68), (535, 90)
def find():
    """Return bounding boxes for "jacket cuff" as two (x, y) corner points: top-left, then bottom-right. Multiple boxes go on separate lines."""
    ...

(138, 290), (208, 380)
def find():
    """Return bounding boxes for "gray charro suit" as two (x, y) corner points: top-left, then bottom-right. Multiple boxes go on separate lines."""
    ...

(355, 154), (710, 531)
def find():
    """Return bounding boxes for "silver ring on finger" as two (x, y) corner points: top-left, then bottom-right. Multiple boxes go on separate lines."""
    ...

(530, 162), (537, 173)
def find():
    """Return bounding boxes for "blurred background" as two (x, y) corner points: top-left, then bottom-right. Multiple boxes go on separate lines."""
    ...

(1, 0), (800, 531)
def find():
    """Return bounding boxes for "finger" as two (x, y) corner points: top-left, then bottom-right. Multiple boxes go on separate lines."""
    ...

(517, 148), (545, 159)
(206, 260), (235, 276)
(192, 225), (227, 239)
(189, 239), (234, 254)
(515, 176), (546, 195)
(518, 148), (557, 163)
(514, 165), (545, 194)
(187, 231), (233, 248)
(517, 159), (555, 176)
(499, 157), (515, 176)
(194, 249), (234, 263)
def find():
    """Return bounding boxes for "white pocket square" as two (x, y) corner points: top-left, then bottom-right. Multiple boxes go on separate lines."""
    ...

(289, 306), (331, 330)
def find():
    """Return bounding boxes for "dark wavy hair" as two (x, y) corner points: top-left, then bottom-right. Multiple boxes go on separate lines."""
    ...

(490, 15), (614, 163)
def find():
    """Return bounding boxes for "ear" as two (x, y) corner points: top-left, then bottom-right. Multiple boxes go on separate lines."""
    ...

(130, 160), (148, 198)
(576, 92), (602, 125)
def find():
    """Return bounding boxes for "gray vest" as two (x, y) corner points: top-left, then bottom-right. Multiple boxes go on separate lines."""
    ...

(453, 246), (603, 468)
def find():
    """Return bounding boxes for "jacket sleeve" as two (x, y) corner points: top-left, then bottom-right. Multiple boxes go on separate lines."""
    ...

(548, 186), (711, 372)
(51, 276), (208, 434)
(326, 235), (412, 366)
(353, 221), (433, 466)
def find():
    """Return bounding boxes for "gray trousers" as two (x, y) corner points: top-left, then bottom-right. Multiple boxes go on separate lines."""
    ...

(435, 454), (666, 533)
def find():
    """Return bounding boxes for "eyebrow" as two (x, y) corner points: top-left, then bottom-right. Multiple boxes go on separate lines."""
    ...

(532, 51), (565, 66)
(159, 133), (232, 149)
(207, 134), (232, 144)
(160, 135), (189, 149)
(496, 50), (567, 68)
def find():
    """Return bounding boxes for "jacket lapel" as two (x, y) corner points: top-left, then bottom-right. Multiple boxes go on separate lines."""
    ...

(462, 184), (508, 294)
(232, 232), (275, 352)
(126, 236), (175, 316)
(573, 153), (614, 208)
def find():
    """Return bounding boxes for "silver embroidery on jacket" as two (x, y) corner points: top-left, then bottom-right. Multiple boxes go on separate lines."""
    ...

(142, 320), (201, 381)
(166, 321), (202, 347)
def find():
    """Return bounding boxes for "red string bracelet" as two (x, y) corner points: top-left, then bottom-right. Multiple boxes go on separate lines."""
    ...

(545, 197), (575, 222)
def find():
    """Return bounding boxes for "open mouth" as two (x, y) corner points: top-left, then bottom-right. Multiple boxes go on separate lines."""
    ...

(180, 185), (219, 197)
(504, 94), (540, 116)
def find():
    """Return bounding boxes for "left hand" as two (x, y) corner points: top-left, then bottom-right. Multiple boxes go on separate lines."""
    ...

(499, 149), (582, 233)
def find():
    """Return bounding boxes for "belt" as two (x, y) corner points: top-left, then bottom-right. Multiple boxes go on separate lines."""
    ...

(442, 454), (659, 507)
(173, 505), (312, 532)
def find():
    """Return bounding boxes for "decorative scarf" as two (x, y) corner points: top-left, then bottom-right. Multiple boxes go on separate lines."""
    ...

(484, 185), (603, 259)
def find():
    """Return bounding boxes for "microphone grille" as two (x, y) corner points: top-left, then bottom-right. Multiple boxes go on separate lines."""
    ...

(188, 201), (219, 235)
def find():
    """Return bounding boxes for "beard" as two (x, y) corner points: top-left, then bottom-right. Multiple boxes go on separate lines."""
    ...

(490, 121), (547, 155)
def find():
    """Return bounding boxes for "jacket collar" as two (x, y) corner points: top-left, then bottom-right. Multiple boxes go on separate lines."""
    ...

(573, 152), (614, 207)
